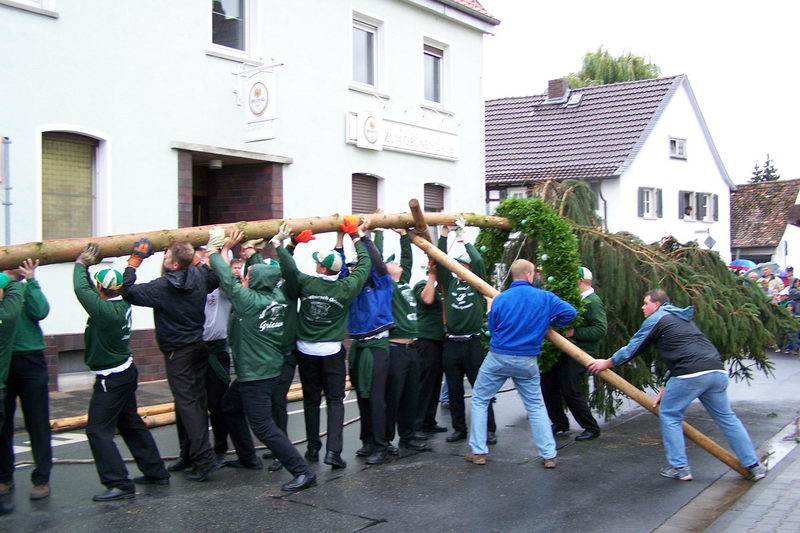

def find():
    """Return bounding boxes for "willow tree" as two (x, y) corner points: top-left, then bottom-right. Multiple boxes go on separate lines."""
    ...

(477, 180), (791, 418)
(564, 47), (661, 89)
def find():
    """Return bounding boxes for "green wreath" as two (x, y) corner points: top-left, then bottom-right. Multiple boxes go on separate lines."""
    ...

(476, 197), (584, 372)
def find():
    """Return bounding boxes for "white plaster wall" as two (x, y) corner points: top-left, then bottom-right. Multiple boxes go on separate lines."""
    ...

(0, 0), (489, 335)
(602, 80), (733, 263)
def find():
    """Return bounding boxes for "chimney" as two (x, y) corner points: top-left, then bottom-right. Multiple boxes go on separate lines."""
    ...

(548, 79), (568, 101)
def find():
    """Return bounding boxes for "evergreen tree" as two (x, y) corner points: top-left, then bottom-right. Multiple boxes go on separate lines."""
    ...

(748, 154), (781, 183)
(564, 47), (661, 89)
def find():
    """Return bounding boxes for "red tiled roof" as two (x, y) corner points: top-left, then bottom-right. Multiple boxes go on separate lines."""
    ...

(485, 76), (683, 185)
(449, 0), (493, 18)
(438, 0), (498, 23)
(731, 179), (800, 248)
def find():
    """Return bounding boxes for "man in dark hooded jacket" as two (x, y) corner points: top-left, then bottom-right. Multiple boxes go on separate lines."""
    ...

(121, 239), (220, 482)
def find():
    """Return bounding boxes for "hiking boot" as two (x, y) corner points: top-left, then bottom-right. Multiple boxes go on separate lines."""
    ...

(747, 463), (767, 481)
(542, 457), (557, 469)
(465, 451), (487, 465)
(660, 465), (692, 481)
(29, 484), (50, 500)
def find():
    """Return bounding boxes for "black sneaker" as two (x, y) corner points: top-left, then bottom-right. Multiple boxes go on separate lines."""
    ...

(185, 462), (219, 482)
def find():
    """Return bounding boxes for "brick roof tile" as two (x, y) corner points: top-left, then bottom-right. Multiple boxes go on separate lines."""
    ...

(731, 179), (800, 248)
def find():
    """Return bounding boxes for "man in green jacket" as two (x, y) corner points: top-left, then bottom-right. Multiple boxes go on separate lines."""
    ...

(0, 271), (25, 515)
(0, 259), (53, 502)
(438, 218), (496, 444)
(73, 244), (169, 502)
(542, 267), (606, 441)
(279, 216), (371, 469)
(206, 227), (316, 491)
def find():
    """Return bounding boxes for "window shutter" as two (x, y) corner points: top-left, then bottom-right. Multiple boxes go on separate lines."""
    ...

(694, 192), (702, 219)
(656, 188), (663, 218)
(637, 188), (644, 217)
(352, 174), (378, 213)
(712, 194), (719, 221)
(423, 183), (445, 212)
(678, 191), (686, 219)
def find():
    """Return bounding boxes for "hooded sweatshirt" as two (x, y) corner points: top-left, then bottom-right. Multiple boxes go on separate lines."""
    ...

(122, 264), (219, 352)
(0, 281), (25, 390)
(11, 279), (49, 352)
(210, 254), (285, 381)
(610, 304), (724, 377)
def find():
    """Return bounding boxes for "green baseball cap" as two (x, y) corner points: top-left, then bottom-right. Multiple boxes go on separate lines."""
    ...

(0, 273), (11, 289)
(94, 268), (123, 290)
(312, 250), (343, 272)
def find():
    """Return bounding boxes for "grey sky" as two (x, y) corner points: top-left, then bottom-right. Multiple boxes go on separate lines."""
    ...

(480, 0), (799, 184)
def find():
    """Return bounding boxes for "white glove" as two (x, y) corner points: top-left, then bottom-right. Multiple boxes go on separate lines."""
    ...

(206, 226), (228, 253)
(241, 238), (267, 251)
(270, 223), (292, 248)
(454, 215), (466, 241)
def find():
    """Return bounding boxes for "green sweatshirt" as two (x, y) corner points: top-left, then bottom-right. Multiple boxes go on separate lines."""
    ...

(570, 291), (607, 355)
(210, 254), (285, 382)
(437, 236), (486, 336)
(279, 240), (371, 343)
(72, 264), (133, 371)
(0, 281), (25, 389)
(11, 279), (49, 352)
(414, 279), (444, 341)
(375, 231), (418, 339)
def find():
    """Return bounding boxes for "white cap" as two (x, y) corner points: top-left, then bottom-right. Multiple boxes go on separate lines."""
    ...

(578, 267), (593, 281)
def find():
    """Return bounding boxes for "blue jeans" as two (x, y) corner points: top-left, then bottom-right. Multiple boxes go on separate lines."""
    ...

(659, 371), (758, 469)
(468, 352), (555, 459)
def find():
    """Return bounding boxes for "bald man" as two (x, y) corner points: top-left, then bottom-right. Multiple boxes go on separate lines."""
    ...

(465, 260), (576, 468)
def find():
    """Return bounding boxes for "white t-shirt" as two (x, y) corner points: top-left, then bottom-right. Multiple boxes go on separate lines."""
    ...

(203, 288), (232, 342)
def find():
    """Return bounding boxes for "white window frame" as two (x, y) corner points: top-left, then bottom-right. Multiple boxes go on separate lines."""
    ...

(641, 188), (656, 218)
(506, 187), (528, 199)
(421, 36), (450, 109)
(697, 192), (714, 222)
(669, 137), (687, 160)
(351, 10), (387, 94)
(207, 0), (261, 63)
(0, 0), (58, 17)
(682, 191), (696, 221)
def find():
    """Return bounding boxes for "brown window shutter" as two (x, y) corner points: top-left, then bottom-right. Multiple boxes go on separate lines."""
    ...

(423, 183), (444, 212)
(352, 173), (378, 213)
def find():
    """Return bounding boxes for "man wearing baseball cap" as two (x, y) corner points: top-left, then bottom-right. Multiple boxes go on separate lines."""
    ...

(73, 244), (169, 501)
(276, 216), (372, 468)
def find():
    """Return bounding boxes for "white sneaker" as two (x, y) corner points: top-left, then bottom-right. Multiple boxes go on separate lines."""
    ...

(748, 463), (767, 481)
(660, 465), (692, 481)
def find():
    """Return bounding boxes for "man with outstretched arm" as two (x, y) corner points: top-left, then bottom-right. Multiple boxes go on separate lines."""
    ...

(466, 259), (576, 468)
(74, 244), (169, 501)
(121, 238), (220, 482)
(587, 288), (767, 482)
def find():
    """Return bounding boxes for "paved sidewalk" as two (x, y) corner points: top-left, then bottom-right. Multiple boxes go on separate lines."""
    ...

(706, 444), (800, 532)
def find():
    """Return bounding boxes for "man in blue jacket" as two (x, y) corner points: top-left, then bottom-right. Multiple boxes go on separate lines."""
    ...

(588, 289), (767, 482)
(466, 260), (576, 468)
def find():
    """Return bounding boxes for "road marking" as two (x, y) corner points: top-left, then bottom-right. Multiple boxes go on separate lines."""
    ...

(14, 432), (88, 454)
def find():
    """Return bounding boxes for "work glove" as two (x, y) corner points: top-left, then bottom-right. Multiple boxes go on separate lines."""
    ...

(454, 215), (466, 241)
(270, 223), (292, 248)
(339, 215), (360, 236)
(206, 226), (227, 253)
(292, 229), (316, 245)
(77, 243), (101, 266)
(127, 238), (154, 268)
(241, 238), (267, 252)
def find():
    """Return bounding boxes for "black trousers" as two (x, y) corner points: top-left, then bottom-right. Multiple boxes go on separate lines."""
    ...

(350, 346), (390, 449)
(414, 339), (444, 431)
(164, 341), (215, 468)
(0, 351), (52, 486)
(296, 348), (346, 453)
(222, 379), (310, 477)
(443, 337), (496, 434)
(541, 354), (599, 432)
(272, 351), (297, 435)
(86, 365), (168, 490)
(386, 343), (421, 442)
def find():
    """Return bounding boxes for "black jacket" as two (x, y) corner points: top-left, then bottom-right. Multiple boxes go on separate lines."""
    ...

(122, 265), (219, 352)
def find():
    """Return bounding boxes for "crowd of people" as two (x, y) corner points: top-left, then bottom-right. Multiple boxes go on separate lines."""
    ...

(741, 263), (800, 353)
(0, 217), (767, 513)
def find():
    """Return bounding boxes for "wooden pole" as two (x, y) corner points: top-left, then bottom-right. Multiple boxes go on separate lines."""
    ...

(411, 236), (750, 477)
(408, 199), (433, 243)
(0, 212), (511, 269)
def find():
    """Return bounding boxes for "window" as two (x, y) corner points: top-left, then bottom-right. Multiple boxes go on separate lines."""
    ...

(486, 189), (502, 214)
(352, 173), (378, 213)
(352, 13), (384, 89)
(424, 183), (445, 213)
(679, 190), (696, 220)
(507, 187), (528, 199)
(424, 45), (443, 103)
(41, 132), (97, 239)
(212, 0), (246, 51)
(695, 192), (718, 222)
(637, 187), (662, 219)
(670, 138), (687, 159)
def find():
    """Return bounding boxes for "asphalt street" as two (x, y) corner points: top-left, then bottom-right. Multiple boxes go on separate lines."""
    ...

(1, 352), (798, 533)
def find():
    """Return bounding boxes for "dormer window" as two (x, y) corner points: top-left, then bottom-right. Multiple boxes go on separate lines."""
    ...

(670, 137), (687, 159)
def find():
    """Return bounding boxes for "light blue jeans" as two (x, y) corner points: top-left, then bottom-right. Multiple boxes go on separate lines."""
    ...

(659, 371), (758, 469)
(468, 351), (556, 459)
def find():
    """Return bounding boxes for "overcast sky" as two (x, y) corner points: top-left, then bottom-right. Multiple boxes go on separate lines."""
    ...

(480, 0), (799, 184)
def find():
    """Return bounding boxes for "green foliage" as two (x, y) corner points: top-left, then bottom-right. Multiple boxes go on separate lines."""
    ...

(748, 154), (781, 183)
(476, 197), (583, 372)
(565, 47), (661, 89)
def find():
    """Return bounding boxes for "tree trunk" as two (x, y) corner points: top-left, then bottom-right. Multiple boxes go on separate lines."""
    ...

(0, 211), (511, 269)
(412, 236), (750, 477)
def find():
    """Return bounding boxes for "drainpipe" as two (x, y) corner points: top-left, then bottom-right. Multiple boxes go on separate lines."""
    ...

(594, 180), (609, 232)
(1, 137), (10, 245)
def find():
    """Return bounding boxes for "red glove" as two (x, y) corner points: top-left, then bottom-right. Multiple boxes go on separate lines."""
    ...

(128, 238), (154, 268)
(339, 215), (359, 235)
(292, 229), (316, 244)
